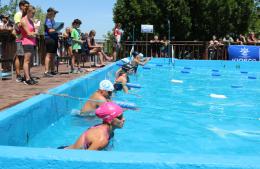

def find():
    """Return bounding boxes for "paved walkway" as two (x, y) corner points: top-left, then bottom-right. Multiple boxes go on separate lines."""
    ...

(0, 63), (106, 111)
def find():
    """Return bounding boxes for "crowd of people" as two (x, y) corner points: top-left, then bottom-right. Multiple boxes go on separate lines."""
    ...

(208, 34), (259, 59)
(149, 35), (170, 57)
(0, 0), (123, 85)
(57, 51), (150, 150)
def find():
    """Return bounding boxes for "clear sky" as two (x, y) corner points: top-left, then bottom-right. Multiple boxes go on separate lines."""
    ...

(2, 0), (116, 39)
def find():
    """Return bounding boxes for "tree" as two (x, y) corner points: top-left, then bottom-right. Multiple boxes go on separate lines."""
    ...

(113, 0), (258, 40)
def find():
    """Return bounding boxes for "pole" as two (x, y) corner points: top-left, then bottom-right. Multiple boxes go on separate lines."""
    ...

(168, 20), (171, 58)
(146, 33), (148, 57)
(132, 25), (135, 42)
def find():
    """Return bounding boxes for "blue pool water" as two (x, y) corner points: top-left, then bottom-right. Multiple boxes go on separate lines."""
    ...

(28, 61), (260, 155)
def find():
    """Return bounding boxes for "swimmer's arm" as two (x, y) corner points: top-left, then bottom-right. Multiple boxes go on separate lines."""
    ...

(121, 79), (129, 93)
(87, 140), (108, 150)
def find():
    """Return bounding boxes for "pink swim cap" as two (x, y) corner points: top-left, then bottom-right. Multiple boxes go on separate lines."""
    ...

(95, 102), (123, 123)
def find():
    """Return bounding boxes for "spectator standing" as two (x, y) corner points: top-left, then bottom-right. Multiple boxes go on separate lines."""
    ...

(13, 0), (30, 83)
(62, 27), (73, 58)
(160, 36), (170, 57)
(150, 35), (162, 57)
(71, 19), (83, 73)
(20, 5), (37, 85)
(112, 23), (122, 61)
(236, 34), (246, 45)
(223, 34), (234, 45)
(247, 32), (257, 44)
(44, 7), (59, 77)
(0, 14), (13, 28)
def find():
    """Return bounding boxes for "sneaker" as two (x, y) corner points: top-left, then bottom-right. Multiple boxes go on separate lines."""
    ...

(16, 75), (24, 83)
(43, 72), (53, 77)
(72, 69), (80, 74)
(50, 71), (58, 75)
(23, 79), (36, 85)
(30, 77), (38, 84)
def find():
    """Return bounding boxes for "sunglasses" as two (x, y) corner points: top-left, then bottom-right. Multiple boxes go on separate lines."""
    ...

(116, 114), (123, 120)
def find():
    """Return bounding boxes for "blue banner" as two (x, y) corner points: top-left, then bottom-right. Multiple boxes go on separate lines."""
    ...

(228, 45), (260, 61)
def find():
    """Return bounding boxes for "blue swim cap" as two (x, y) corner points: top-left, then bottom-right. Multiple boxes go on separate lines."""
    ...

(132, 51), (139, 57)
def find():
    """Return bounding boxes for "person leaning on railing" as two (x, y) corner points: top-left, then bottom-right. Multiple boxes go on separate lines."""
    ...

(160, 36), (170, 57)
(247, 32), (258, 45)
(235, 34), (247, 45)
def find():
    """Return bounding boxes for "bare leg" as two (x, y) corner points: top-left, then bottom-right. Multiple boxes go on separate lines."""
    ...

(14, 55), (21, 76)
(23, 52), (32, 81)
(101, 50), (112, 61)
(50, 53), (55, 72)
(98, 52), (104, 65)
(113, 50), (117, 61)
(45, 53), (52, 73)
(71, 54), (76, 70)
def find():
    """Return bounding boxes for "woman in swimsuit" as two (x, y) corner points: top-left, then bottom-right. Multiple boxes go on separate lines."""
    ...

(65, 102), (124, 150)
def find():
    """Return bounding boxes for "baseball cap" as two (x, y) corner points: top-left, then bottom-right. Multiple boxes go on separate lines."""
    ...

(47, 7), (58, 14)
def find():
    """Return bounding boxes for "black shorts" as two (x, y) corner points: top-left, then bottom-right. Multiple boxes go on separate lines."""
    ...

(23, 45), (35, 54)
(45, 38), (58, 54)
(72, 49), (82, 54)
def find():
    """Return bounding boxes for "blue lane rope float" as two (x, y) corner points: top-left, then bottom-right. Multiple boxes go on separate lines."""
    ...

(114, 101), (137, 109)
(183, 67), (191, 70)
(231, 85), (243, 88)
(156, 64), (163, 67)
(181, 70), (190, 74)
(248, 76), (257, 79)
(212, 69), (219, 72)
(142, 66), (151, 70)
(116, 62), (124, 66)
(126, 83), (142, 88)
(212, 72), (221, 76)
(241, 71), (248, 74)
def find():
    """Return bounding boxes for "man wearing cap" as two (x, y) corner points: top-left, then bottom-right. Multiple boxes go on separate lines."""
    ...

(80, 80), (114, 115)
(0, 14), (13, 28)
(44, 7), (59, 77)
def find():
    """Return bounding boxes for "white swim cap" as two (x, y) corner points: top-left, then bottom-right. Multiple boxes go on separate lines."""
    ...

(99, 80), (114, 91)
(139, 53), (144, 58)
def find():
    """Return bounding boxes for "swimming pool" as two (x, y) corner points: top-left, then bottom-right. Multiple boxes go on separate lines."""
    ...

(1, 59), (260, 169)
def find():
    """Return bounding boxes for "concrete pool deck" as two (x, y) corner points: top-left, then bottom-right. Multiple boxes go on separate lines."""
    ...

(0, 63), (110, 111)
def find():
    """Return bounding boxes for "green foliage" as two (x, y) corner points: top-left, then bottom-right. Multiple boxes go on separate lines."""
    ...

(34, 6), (46, 35)
(113, 0), (258, 40)
(103, 31), (114, 54)
(0, 1), (46, 35)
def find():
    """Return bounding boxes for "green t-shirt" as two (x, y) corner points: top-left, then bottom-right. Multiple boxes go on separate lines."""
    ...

(71, 28), (81, 50)
(14, 11), (22, 40)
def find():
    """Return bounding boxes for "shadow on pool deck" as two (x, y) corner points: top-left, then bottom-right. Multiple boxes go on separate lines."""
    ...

(0, 63), (112, 111)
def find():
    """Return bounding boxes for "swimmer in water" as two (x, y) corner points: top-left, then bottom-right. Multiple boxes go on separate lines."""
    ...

(62, 102), (125, 150)
(80, 80), (114, 115)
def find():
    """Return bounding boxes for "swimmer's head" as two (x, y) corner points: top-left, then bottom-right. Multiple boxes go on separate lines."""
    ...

(99, 80), (114, 92)
(132, 51), (139, 58)
(95, 102), (124, 126)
